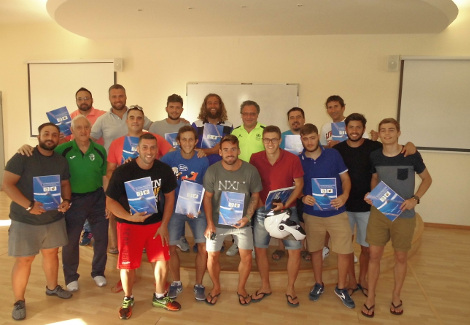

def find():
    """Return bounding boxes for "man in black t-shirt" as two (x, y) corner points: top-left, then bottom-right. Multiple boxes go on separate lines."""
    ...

(106, 133), (180, 320)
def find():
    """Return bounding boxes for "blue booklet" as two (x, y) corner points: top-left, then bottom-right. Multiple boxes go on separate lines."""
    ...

(165, 132), (179, 149)
(311, 178), (337, 211)
(46, 106), (72, 137)
(284, 135), (303, 155)
(201, 124), (224, 149)
(366, 181), (405, 222)
(175, 180), (205, 217)
(122, 136), (139, 164)
(331, 121), (347, 142)
(124, 177), (157, 215)
(265, 185), (296, 210)
(33, 175), (61, 211)
(218, 191), (245, 226)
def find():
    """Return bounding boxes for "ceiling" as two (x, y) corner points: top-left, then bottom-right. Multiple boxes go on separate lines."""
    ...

(0, 0), (462, 39)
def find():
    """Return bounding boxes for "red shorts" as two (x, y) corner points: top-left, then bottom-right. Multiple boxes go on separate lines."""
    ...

(117, 222), (170, 269)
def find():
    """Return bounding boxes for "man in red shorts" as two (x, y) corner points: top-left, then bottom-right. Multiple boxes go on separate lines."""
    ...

(106, 133), (180, 320)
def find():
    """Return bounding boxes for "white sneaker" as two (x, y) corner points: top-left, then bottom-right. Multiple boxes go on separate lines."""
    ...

(93, 276), (107, 287)
(226, 243), (239, 256)
(66, 281), (79, 292)
(322, 246), (330, 260)
(354, 254), (358, 263)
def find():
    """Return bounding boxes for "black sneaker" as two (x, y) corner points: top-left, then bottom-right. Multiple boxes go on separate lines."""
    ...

(12, 300), (26, 320)
(334, 286), (355, 309)
(46, 285), (73, 299)
(309, 282), (324, 301)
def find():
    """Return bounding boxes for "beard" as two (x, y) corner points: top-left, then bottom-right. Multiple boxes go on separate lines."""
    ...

(347, 131), (365, 142)
(38, 139), (57, 151)
(79, 103), (92, 111)
(168, 114), (180, 121)
(207, 109), (221, 120)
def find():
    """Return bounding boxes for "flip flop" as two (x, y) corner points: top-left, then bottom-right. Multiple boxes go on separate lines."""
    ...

(237, 292), (252, 306)
(347, 286), (360, 296)
(205, 292), (220, 306)
(390, 300), (403, 315)
(272, 250), (285, 261)
(358, 284), (369, 297)
(301, 250), (311, 261)
(252, 290), (272, 302)
(285, 294), (299, 307)
(361, 304), (375, 318)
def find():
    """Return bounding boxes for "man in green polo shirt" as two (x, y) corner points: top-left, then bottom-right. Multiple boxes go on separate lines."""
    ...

(231, 100), (265, 162)
(55, 115), (109, 292)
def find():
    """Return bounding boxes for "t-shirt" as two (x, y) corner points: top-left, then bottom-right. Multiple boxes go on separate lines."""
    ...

(203, 161), (262, 228)
(300, 147), (348, 218)
(106, 159), (177, 225)
(192, 119), (233, 165)
(160, 150), (209, 199)
(107, 132), (172, 165)
(148, 119), (190, 147)
(249, 149), (303, 206)
(370, 149), (426, 219)
(5, 148), (70, 225)
(333, 139), (382, 212)
(55, 140), (107, 194)
(231, 122), (265, 162)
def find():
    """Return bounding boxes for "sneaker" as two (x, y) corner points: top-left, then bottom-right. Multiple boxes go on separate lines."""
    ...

(119, 296), (134, 320)
(309, 282), (324, 301)
(334, 286), (355, 309)
(46, 285), (73, 299)
(354, 254), (358, 263)
(322, 246), (330, 260)
(66, 281), (79, 292)
(80, 231), (93, 246)
(226, 243), (239, 256)
(152, 294), (181, 311)
(194, 284), (205, 301)
(168, 282), (183, 299)
(12, 300), (26, 320)
(93, 276), (107, 287)
(176, 236), (189, 252)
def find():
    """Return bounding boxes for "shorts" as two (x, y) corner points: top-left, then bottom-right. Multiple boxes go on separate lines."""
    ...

(206, 226), (253, 252)
(8, 218), (68, 257)
(253, 207), (302, 250)
(303, 212), (353, 254)
(366, 207), (416, 252)
(117, 221), (170, 269)
(168, 212), (207, 245)
(347, 211), (370, 247)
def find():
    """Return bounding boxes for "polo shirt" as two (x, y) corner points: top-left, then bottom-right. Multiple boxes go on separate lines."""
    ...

(55, 140), (107, 194)
(64, 107), (106, 145)
(231, 122), (265, 162)
(107, 132), (172, 165)
(249, 149), (303, 206)
(91, 108), (152, 152)
(300, 147), (348, 217)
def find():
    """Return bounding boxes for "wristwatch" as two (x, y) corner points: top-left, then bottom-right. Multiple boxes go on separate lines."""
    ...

(25, 201), (34, 211)
(411, 195), (420, 204)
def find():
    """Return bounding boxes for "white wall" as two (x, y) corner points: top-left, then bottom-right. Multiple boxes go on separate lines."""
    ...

(1, 7), (469, 225)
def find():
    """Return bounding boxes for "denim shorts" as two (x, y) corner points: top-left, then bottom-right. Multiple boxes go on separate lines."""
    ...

(347, 211), (370, 247)
(253, 207), (302, 250)
(168, 212), (207, 245)
(206, 226), (253, 252)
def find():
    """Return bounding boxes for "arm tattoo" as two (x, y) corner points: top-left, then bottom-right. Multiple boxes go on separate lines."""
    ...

(245, 195), (258, 219)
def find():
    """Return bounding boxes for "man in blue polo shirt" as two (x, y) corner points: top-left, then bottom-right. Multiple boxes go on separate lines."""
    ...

(299, 123), (355, 309)
(55, 115), (109, 292)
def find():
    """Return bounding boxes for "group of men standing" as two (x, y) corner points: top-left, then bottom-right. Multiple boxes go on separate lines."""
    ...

(4, 89), (431, 321)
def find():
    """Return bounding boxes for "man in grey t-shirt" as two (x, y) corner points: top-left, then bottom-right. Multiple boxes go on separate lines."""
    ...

(202, 135), (262, 306)
(148, 94), (190, 148)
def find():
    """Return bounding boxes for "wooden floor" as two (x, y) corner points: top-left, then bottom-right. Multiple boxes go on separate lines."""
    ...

(0, 191), (469, 324)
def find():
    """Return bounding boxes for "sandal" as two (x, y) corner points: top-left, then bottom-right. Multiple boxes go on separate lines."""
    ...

(361, 304), (375, 318)
(237, 292), (252, 306)
(390, 300), (403, 315)
(285, 294), (299, 307)
(272, 249), (285, 261)
(358, 284), (368, 297)
(301, 250), (311, 261)
(347, 286), (360, 296)
(205, 292), (220, 306)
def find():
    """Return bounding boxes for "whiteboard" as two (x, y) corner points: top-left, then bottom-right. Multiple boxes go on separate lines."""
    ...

(186, 83), (299, 128)
(398, 58), (470, 152)
(28, 61), (116, 136)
